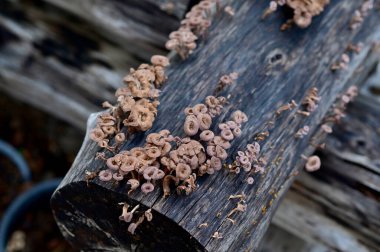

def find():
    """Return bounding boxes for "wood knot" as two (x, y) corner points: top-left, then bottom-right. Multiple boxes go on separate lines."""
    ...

(265, 49), (287, 76)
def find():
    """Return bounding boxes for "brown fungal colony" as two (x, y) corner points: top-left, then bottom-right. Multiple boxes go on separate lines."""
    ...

(264, 0), (330, 29)
(295, 87), (320, 117)
(90, 55), (170, 151)
(118, 203), (153, 235)
(295, 125), (310, 138)
(232, 142), (266, 176)
(324, 85), (358, 123)
(111, 95), (247, 233)
(331, 41), (365, 71)
(166, 0), (219, 59)
(276, 100), (298, 115)
(215, 72), (239, 94)
(331, 53), (351, 71)
(97, 96), (248, 233)
(349, 0), (374, 30)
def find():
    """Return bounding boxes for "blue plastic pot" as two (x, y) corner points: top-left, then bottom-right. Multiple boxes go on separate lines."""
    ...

(0, 139), (31, 182)
(0, 179), (62, 250)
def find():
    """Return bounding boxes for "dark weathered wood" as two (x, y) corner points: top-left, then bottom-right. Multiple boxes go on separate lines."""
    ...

(0, 0), (189, 129)
(51, 1), (380, 251)
(273, 92), (380, 252)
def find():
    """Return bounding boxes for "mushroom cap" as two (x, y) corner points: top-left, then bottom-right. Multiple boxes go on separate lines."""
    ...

(99, 170), (113, 181)
(321, 124), (333, 133)
(247, 177), (254, 184)
(151, 55), (170, 67)
(175, 163), (192, 180)
(200, 130), (215, 142)
(184, 116), (200, 136)
(305, 155), (321, 172)
(141, 182), (155, 194)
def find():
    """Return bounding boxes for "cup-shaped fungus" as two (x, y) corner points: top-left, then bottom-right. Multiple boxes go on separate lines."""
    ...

(321, 124), (333, 133)
(147, 133), (165, 146)
(98, 139), (109, 149)
(218, 123), (229, 131)
(305, 155), (321, 172)
(115, 133), (126, 143)
(294, 9), (312, 28)
(193, 104), (208, 115)
(176, 163), (192, 180)
(90, 128), (105, 142)
(239, 156), (250, 165)
(197, 113), (212, 130)
(226, 120), (237, 129)
(146, 147), (161, 159)
(200, 130), (214, 141)
(221, 129), (234, 141)
(247, 142), (260, 155)
(141, 182), (155, 194)
(207, 145), (216, 156)
(155, 169), (165, 180)
(99, 170), (113, 181)
(215, 145), (228, 160)
(150, 55), (170, 67)
(210, 156), (222, 171)
(120, 156), (138, 172)
(231, 110), (248, 123)
(106, 157), (120, 170)
(247, 177), (254, 185)
(232, 127), (242, 137)
(184, 115), (200, 136)
(113, 173), (124, 181)
(143, 166), (159, 181)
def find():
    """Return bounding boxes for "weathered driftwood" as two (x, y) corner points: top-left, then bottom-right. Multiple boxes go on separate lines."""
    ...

(271, 65), (380, 252)
(259, 225), (328, 252)
(51, 1), (380, 251)
(0, 0), (188, 129)
(273, 94), (380, 252)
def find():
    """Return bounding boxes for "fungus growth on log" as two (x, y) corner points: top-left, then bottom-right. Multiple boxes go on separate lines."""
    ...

(166, 0), (221, 59)
(91, 95), (249, 234)
(89, 55), (170, 151)
(264, 0), (331, 29)
(95, 96), (248, 199)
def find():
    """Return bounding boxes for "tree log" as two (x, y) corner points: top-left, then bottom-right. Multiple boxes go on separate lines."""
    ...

(51, 1), (380, 251)
(273, 89), (380, 252)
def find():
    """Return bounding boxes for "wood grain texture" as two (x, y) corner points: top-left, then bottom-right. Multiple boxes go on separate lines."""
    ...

(51, 1), (380, 251)
(0, 0), (188, 129)
(273, 94), (380, 252)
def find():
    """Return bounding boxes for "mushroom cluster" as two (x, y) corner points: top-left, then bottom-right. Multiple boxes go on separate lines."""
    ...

(295, 125), (310, 139)
(233, 141), (266, 176)
(325, 85), (358, 123)
(350, 0), (374, 30)
(266, 0), (330, 28)
(302, 87), (320, 113)
(215, 72), (239, 94)
(97, 96), (248, 200)
(90, 55), (170, 149)
(166, 0), (218, 59)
